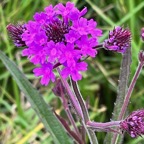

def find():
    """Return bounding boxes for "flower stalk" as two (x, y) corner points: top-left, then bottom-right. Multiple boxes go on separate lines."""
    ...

(87, 121), (121, 129)
(52, 78), (80, 136)
(112, 51), (144, 143)
(70, 79), (99, 144)
(57, 68), (83, 118)
(118, 62), (143, 120)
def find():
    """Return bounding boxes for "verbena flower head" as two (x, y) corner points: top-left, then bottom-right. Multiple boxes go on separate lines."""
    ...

(120, 109), (144, 138)
(7, 2), (102, 85)
(103, 26), (131, 54)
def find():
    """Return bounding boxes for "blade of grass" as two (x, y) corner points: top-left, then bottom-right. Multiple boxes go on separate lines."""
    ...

(85, 0), (115, 26)
(0, 50), (72, 144)
(16, 123), (44, 144)
(128, 0), (135, 38)
(86, 0), (144, 27)
(89, 0), (144, 42)
(0, 4), (23, 117)
(118, 1), (144, 26)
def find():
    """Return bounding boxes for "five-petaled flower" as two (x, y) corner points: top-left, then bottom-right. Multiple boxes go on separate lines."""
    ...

(7, 2), (102, 85)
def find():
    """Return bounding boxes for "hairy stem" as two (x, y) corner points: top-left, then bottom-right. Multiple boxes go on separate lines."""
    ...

(57, 68), (83, 118)
(87, 121), (121, 129)
(118, 62), (143, 120)
(66, 108), (81, 137)
(59, 80), (81, 137)
(104, 47), (131, 144)
(112, 62), (144, 143)
(70, 79), (89, 122)
(71, 79), (99, 144)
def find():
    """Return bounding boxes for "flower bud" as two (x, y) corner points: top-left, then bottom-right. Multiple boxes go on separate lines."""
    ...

(138, 50), (144, 63)
(7, 23), (26, 47)
(52, 78), (66, 97)
(120, 109), (144, 138)
(103, 26), (131, 54)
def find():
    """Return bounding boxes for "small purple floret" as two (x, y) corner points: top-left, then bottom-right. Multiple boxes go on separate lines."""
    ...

(33, 63), (55, 86)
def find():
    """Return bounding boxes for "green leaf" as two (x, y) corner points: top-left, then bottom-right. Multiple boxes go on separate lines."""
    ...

(0, 50), (72, 144)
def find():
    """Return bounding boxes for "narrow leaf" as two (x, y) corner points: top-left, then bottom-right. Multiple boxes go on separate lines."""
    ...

(0, 50), (72, 144)
(85, 0), (115, 26)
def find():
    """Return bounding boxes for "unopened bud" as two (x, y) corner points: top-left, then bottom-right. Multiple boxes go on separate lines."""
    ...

(120, 109), (144, 138)
(138, 50), (144, 63)
(7, 23), (26, 47)
(103, 26), (131, 54)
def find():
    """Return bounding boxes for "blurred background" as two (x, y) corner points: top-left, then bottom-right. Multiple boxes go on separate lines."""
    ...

(0, 0), (144, 143)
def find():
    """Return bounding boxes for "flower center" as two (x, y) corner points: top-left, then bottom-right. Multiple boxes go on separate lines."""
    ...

(45, 20), (69, 43)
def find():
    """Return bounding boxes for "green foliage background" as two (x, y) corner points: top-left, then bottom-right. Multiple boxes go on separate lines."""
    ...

(0, 0), (144, 143)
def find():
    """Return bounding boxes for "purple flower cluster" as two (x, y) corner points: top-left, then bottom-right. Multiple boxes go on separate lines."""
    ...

(120, 109), (144, 138)
(103, 26), (131, 54)
(8, 2), (102, 85)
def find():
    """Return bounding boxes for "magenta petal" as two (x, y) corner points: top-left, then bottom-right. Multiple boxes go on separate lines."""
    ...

(33, 63), (55, 85)
(71, 72), (82, 81)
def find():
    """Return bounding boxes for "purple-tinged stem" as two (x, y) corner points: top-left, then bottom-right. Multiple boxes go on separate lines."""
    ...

(57, 69), (98, 143)
(70, 79), (89, 123)
(53, 62), (61, 69)
(71, 79), (99, 144)
(87, 121), (121, 129)
(118, 62), (143, 120)
(87, 121), (122, 135)
(112, 62), (144, 143)
(94, 44), (103, 49)
(57, 68), (83, 118)
(66, 108), (81, 137)
(59, 80), (81, 137)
